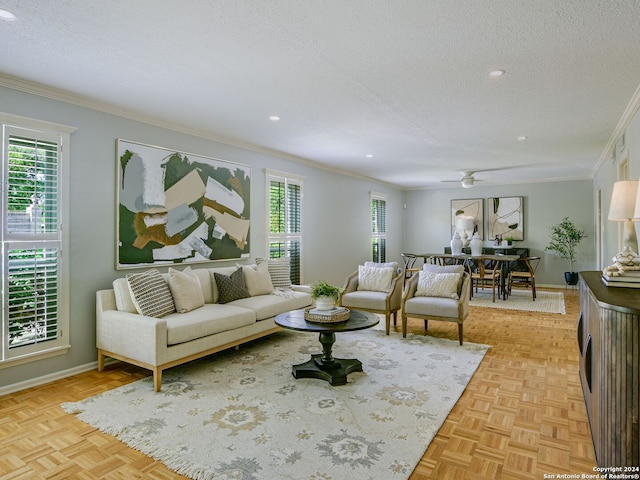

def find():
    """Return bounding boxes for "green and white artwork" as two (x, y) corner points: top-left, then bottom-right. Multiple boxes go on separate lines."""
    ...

(117, 139), (250, 269)
(487, 196), (524, 240)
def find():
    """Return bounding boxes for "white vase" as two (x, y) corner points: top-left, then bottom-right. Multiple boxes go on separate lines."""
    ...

(315, 296), (336, 311)
(470, 233), (483, 256)
(450, 231), (463, 255)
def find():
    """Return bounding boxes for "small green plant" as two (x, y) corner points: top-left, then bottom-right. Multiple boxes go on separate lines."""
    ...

(505, 236), (514, 245)
(545, 217), (586, 273)
(311, 280), (341, 299)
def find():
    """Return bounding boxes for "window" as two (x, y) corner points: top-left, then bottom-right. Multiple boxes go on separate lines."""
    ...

(266, 170), (303, 284)
(371, 193), (386, 263)
(1, 114), (74, 366)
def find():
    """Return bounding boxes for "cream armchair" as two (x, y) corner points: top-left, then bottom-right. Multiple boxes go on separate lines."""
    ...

(339, 262), (403, 335)
(401, 264), (471, 345)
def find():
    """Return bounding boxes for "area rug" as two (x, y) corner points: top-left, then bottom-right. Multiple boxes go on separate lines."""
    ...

(470, 289), (566, 314)
(63, 328), (489, 480)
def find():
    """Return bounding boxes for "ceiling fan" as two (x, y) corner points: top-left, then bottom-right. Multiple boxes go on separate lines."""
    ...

(441, 171), (482, 189)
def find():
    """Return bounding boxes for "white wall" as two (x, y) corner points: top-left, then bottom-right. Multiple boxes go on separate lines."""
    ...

(0, 86), (404, 388)
(403, 180), (596, 286)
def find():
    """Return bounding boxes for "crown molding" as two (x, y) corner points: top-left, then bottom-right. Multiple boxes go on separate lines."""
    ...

(593, 82), (640, 177)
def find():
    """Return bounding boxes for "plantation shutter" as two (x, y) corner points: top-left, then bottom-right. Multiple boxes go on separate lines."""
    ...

(4, 132), (62, 350)
(371, 195), (386, 263)
(267, 174), (302, 284)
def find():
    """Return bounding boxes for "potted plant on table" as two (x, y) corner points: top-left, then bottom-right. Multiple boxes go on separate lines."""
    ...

(545, 217), (586, 285)
(311, 281), (342, 311)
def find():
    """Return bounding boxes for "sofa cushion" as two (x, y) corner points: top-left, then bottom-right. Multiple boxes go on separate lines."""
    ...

(242, 262), (274, 296)
(415, 271), (460, 299)
(164, 304), (256, 345)
(257, 257), (292, 288)
(357, 264), (394, 292)
(214, 267), (250, 304)
(229, 291), (312, 321)
(112, 277), (137, 313)
(341, 290), (390, 310)
(168, 267), (205, 313)
(404, 296), (461, 317)
(126, 269), (176, 318)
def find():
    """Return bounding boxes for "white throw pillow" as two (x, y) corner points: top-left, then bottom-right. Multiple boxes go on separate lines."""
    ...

(242, 262), (274, 296)
(168, 267), (205, 313)
(126, 269), (176, 318)
(415, 271), (461, 299)
(112, 277), (137, 313)
(357, 265), (394, 292)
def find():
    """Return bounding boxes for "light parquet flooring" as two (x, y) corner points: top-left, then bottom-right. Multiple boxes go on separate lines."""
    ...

(0, 287), (595, 479)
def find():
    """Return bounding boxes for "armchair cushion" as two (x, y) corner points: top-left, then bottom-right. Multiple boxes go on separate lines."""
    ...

(357, 264), (394, 292)
(415, 271), (461, 299)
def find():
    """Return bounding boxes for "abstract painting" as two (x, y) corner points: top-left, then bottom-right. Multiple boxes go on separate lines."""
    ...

(451, 198), (484, 240)
(117, 140), (251, 269)
(487, 196), (524, 240)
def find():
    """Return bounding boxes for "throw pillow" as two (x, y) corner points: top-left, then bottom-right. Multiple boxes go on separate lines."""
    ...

(112, 278), (137, 313)
(167, 267), (205, 313)
(241, 262), (274, 296)
(126, 269), (176, 318)
(357, 265), (394, 292)
(256, 257), (292, 288)
(415, 271), (461, 299)
(422, 264), (465, 292)
(214, 267), (250, 304)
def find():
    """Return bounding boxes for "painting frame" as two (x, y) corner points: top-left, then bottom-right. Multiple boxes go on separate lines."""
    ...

(451, 198), (484, 240)
(487, 196), (524, 241)
(116, 139), (251, 269)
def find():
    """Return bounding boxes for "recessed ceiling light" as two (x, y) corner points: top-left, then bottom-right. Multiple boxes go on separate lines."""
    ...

(269, 115), (280, 122)
(489, 69), (505, 77)
(517, 136), (528, 141)
(0, 9), (16, 21)
(366, 154), (373, 158)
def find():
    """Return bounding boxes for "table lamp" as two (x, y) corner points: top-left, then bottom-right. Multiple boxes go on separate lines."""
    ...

(608, 180), (639, 259)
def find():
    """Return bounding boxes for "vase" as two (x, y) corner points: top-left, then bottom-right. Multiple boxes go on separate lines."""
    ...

(315, 296), (336, 311)
(470, 233), (483, 256)
(450, 231), (463, 255)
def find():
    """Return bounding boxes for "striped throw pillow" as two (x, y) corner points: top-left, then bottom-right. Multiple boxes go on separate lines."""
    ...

(126, 269), (176, 318)
(256, 257), (292, 288)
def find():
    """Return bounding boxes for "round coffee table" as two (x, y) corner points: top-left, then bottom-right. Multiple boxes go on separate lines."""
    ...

(274, 309), (379, 386)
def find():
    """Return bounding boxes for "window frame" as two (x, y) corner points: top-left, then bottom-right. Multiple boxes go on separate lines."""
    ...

(265, 169), (304, 284)
(0, 113), (74, 368)
(370, 192), (387, 263)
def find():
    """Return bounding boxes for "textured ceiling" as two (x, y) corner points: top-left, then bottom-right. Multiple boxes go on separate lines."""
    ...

(1, 1), (640, 189)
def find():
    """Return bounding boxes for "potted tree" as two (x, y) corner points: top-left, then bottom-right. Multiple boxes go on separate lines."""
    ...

(545, 217), (586, 285)
(311, 280), (342, 310)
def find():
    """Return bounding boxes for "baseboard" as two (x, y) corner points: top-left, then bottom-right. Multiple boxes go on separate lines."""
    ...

(0, 358), (118, 396)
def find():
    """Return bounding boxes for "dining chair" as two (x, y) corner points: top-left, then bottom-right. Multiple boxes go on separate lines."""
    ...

(507, 256), (540, 300)
(401, 253), (418, 283)
(470, 258), (501, 302)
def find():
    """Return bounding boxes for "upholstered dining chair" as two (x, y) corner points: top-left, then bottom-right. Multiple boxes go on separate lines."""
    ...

(507, 256), (540, 300)
(339, 261), (403, 335)
(401, 264), (471, 345)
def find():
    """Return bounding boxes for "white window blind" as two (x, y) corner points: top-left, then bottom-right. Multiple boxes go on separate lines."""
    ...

(1, 116), (73, 365)
(266, 171), (303, 284)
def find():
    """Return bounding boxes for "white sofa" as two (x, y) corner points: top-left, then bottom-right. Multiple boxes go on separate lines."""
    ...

(96, 263), (312, 391)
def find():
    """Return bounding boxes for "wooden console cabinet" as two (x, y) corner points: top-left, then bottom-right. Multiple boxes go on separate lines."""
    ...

(578, 271), (640, 467)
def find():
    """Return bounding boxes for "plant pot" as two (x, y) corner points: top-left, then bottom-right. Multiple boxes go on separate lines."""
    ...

(315, 296), (336, 311)
(565, 272), (579, 286)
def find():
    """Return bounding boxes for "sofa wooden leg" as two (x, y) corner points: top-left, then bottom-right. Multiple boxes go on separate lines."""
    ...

(153, 368), (162, 392)
(97, 350), (105, 372)
(458, 324), (463, 345)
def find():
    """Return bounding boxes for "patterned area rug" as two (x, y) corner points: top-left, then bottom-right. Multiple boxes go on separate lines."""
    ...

(63, 327), (488, 480)
(470, 289), (566, 314)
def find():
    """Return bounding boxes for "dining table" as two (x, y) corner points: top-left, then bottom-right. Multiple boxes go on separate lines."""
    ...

(410, 253), (522, 300)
